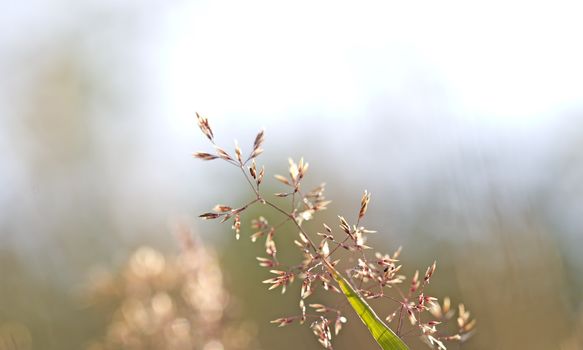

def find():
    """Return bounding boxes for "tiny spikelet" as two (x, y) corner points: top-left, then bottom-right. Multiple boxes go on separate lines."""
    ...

(301, 278), (313, 299)
(338, 216), (350, 235)
(335, 316), (347, 335)
(212, 204), (232, 213)
(425, 261), (437, 282)
(411, 270), (420, 293)
(288, 158), (299, 182)
(275, 192), (292, 197)
(252, 129), (265, 158)
(298, 158), (309, 179)
(300, 300), (306, 324)
(215, 147), (233, 161)
(196, 112), (214, 141)
(235, 141), (243, 164)
(258, 166), (265, 185)
(271, 317), (294, 327)
(274, 174), (291, 186)
(320, 240), (330, 256)
(193, 152), (218, 161)
(257, 257), (275, 267)
(249, 159), (257, 179)
(251, 147), (264, 158)
(232, 214), (241, 240)
(393, 246), (402, 259)
(199, 212), (221, 220)
(359, 190), (371, 220)
(265, 229), (277, 257)
(309, 304), (328, 313)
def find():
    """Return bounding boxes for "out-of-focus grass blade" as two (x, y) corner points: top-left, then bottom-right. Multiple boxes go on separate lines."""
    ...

(331, 268), (409, 350)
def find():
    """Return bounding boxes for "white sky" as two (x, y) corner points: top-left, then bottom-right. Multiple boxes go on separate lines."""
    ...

(2, 0), (582, 132)
(1, 0), (583, 246)
(159, 0), (583, 135)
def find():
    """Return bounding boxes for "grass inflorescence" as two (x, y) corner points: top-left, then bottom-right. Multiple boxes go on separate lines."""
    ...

(193, 114), (475, 349)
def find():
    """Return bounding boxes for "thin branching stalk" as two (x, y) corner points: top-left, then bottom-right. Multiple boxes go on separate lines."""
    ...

(193, 113), (476, 350)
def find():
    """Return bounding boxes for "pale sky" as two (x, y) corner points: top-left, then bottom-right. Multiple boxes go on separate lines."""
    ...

(1, 0), (583, 248)
(160, 0), (583, 134)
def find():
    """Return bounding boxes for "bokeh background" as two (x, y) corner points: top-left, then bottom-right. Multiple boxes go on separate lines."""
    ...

(1, 0), (582, 349)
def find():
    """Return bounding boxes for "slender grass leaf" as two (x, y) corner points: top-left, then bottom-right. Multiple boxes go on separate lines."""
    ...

(331, 268), (409, 350)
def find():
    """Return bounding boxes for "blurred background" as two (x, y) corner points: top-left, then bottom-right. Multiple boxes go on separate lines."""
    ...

(1, 0), (582, 349)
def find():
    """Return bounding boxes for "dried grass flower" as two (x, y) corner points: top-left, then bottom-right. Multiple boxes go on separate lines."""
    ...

(84, 224), (257, 350)
(193, 113), (475, 349)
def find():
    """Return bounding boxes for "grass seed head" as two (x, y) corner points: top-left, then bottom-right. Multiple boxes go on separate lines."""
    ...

(193, 115), (476, 350)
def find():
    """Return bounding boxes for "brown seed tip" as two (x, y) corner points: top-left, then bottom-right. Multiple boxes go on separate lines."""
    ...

(249, 159), (257, 179)
(258, 166), (265, 185)
(192, 152), (219, 161)
(234, 141), (243, 164)
(253, 129), (265, 151)
(358, 190), (371, 220)
(199, 212), (220, 220)
(425, 261), (437, 281)
(196, 112), (214, 141)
